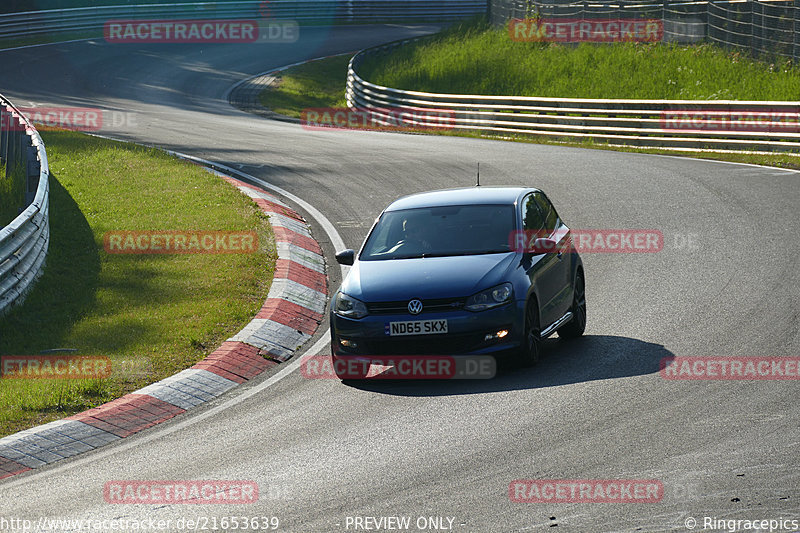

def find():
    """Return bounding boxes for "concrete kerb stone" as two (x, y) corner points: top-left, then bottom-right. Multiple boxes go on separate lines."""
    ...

(276, 242), (326, 272)
(0, 172), (328, 479)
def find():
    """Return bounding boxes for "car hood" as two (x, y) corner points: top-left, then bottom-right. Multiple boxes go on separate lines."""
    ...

(341, 253), (517, 302)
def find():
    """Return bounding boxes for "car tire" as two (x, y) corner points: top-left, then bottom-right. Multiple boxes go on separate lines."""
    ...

(558, 271), (586, 339)
(517, 298), (542, 367)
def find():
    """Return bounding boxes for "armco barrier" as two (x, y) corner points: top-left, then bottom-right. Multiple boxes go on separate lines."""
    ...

(0, 94), (49, 316)
(346, 38), (800, 153)
(0, 0), (485, 39)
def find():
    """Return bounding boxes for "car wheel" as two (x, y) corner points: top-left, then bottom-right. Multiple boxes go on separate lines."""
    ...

(558, 271), (586, 339)
(517, 298), (541, 367)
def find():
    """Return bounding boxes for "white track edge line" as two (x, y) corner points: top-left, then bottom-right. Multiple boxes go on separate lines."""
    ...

(0, 151), (346, 489)
(0, 37), (97, 53)
(0, 333), (331, 490)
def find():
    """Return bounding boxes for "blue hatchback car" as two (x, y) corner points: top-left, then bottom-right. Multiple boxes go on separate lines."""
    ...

(330, 187), (585, 377)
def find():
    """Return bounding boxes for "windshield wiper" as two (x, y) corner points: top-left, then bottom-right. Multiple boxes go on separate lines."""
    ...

(376, 250), (511, 260)
(434, 250), (510, 257)
(468, 249), (511, 255)
(414, 250), (512, 258)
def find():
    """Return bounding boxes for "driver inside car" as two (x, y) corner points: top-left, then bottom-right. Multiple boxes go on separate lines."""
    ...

(387, 216), (433, 255)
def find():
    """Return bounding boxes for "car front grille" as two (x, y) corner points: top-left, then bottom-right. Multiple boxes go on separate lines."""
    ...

(366, 297), (466, 315)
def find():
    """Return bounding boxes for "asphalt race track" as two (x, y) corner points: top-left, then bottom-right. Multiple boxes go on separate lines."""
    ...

(0, 24), (798, 532)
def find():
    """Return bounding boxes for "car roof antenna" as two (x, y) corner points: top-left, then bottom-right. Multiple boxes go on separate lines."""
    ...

(475, 162), (480, 187)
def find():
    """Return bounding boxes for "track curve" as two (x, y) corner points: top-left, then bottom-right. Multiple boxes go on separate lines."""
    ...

(0, 24), (798, 532)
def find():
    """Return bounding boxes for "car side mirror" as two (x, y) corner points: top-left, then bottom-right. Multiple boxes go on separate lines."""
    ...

(530, 238), (558, 255)
(335, 249), (355, 265)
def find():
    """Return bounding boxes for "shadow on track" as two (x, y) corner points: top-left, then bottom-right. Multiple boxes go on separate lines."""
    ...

(340, 334), (674, 396)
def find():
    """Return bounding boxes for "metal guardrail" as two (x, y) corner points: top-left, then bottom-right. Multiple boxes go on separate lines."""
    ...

(0, 1), (482, 314)
(0, 1), (486, 39)
(0, 94), (50, 316)
(346, 38), (800, 152)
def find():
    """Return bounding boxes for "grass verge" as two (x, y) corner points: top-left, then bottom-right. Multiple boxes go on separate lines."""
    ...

(258, 54), (350, 119)
(257, 32), (800, 170)
(0, 129), (275, 438)
(0, 161), (24, 228)
(358, 18), (800, 100)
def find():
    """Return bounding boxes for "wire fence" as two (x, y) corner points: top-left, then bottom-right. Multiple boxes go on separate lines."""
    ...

(707, 0), (799, 59)
(490, 0), (799, 61)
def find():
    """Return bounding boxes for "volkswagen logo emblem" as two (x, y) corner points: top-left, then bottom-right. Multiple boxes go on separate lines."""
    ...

(407, 299), (423, 315)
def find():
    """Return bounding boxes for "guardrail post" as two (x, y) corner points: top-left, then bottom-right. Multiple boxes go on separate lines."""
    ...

(750, 0), (757, 57)
(0, 108), (7, 174)
(794, 0), (799, 63)
(17, 126), (28, 175)
(25, 145), (39, 206)
(5, 122), (17, 179)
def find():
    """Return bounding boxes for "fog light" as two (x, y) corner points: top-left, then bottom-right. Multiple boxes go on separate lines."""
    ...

(484, 329), (510, 342)
(340, 339), (358, 348)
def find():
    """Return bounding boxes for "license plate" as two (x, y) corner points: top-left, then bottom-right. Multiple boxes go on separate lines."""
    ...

(386, 319), (448, 336)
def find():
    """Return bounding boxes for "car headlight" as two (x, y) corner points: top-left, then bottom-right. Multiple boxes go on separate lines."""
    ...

(465, 283), (513, 312)
(334, 291), (369, 319)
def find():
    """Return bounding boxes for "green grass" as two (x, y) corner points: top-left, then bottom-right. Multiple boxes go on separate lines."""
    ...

(0, 129), (275, 437)
(357, 18), (800, 100)
(0, 161), (25, 227)
(258, 55), (351, 118)
(455, 130), (800, 170)
(256, 26), (800, 170)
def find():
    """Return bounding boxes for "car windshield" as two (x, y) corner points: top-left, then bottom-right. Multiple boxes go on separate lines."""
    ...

(360, 204), (516, 260)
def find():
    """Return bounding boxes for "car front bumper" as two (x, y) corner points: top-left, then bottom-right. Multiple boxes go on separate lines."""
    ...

(330, 300), (526, 357)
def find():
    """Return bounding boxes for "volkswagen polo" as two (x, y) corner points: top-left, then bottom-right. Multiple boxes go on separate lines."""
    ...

(329, 187), (586, 378)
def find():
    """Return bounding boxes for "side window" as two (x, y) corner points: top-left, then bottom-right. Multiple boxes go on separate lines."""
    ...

(534, 192), (558, 232)
(522, 194), (545, 231)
